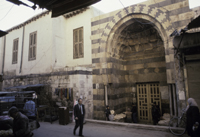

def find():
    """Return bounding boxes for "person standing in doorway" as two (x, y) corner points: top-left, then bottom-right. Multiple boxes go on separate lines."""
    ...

(151, 102), (160, 125)
(131, 103), (138, 123)
(105, 106), (111, 121)
(186, 98), (200, 137)
(73, 98), (85, 137)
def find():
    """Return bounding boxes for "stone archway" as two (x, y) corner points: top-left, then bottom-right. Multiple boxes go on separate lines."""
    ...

(92, 4), (175, 120)
(98, 4), (175, 83)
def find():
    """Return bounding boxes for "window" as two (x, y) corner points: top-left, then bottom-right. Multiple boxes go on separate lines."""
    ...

(73, 27), (84, 59)
(12, 38), (18, 64)
(29, 31), (37, 61)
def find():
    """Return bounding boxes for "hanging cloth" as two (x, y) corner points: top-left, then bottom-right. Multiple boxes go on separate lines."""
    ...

(55, 88), (59, 95)
(69, 88), (71, 100)
(60, 89), (63, 99)
(64, 88), (68, 98)
(67, 88), (69, 100)
(70, 88), (73, 101)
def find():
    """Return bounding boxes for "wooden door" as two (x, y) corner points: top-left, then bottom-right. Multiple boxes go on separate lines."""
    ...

(137, 83), (161, 123)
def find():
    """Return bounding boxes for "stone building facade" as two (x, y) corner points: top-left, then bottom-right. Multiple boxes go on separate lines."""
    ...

(91, 0), (200, 121)
(0, 0), (200, 123)
(0, 7), (102, 119)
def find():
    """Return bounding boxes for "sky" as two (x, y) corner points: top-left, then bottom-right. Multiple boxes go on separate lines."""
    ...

(0, 0), (200, 31)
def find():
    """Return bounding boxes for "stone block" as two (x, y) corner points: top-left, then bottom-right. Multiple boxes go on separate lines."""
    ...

(160, 86), (169, 100)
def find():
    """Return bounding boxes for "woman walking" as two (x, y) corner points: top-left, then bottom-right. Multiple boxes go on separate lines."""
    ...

(186, 98), (200, 137)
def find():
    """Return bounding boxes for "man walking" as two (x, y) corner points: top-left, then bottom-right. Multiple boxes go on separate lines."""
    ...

(73, 98), (85, 137)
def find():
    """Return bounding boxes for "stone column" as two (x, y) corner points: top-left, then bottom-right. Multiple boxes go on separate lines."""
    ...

(168, 85), (173, 116)
(174, 55), (187, 116)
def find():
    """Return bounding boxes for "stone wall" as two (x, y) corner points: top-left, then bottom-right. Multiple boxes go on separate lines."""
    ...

(3, 67), (93, 119)
(91, 0), (196, 120)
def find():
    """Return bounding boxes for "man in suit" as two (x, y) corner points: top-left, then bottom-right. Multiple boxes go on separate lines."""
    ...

(73, 98), (85, 137)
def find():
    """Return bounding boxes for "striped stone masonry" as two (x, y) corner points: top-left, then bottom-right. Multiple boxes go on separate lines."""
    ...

(91, 0), (195, 120)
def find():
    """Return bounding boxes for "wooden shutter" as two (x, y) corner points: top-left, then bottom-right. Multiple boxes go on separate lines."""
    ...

(12, 38), (18, 64)
(73, 27), (83, 59)
(29, 32), (37, 60)
(79, 28), (83, 57)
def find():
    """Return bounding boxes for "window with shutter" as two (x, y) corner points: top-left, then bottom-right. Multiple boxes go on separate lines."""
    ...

(29, 31), (37, 61)
(73, 27), (84, 59)
(12, 38), (18, 64)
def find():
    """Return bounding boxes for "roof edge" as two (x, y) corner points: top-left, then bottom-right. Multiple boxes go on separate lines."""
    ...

(6, 10), (50, 33)
(63, 7), (89, 19)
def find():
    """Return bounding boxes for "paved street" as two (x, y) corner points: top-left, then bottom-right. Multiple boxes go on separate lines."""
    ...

(32, 120), (189, 137)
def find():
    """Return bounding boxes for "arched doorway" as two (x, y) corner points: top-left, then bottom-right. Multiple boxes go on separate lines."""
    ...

(105, 16), (168, 123)
(91, 4), (175, 121)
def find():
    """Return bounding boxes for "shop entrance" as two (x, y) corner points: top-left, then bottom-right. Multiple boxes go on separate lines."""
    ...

(137, 83), (161, 123)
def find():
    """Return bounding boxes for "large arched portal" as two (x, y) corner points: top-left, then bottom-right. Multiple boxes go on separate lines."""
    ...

(91, 4), (175, 122)
(106, 17), (169, 123)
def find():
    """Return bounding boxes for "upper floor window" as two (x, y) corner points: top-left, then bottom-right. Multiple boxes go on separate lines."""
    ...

(29, 31), (37, 61)
(12, 38), (18, 64)
(73, 27), (84, 59)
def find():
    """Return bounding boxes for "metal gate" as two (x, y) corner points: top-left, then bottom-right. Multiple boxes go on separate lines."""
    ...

(137, 83), (161, 123)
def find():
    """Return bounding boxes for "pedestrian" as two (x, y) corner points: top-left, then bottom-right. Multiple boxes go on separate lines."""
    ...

(23, 98), (37, 119)
(131, 103), (138, 123)
(186, 98), (200, 137)
(151, 102), (160, 125)
(8, 106), (33, 137)
(105, 106), (111, 121)
(73, 98), (85, 137)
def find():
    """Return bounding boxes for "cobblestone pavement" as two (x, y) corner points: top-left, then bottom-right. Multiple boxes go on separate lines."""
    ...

(32, 121), (189, 137)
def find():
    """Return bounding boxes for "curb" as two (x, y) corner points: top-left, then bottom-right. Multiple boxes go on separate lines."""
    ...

(85, 119), (170, 132)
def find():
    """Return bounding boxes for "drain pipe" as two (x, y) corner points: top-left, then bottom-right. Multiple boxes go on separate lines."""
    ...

(19, 26), (25, 73)
(168, 85), (173, 116)
(2, 36), (6, 74)
(172, 84), (177, 116)
(105, 84), (108, 106)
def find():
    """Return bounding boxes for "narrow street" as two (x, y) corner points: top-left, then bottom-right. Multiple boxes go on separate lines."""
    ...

(32, 121), (189, 137)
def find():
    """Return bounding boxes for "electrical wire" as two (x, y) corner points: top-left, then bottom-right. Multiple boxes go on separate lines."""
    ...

(0, 5), (14, 21)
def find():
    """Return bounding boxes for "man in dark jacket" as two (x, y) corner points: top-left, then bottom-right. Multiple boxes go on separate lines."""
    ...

(8, 106), (33, 137)
(131, 103), (138, 123)
(105, 106), (111, 121)
(152, 102), (160, 125)
(73, 98), (85, 137)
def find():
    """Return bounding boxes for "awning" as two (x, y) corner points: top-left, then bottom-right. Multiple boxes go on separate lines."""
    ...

(170, 15), (200, 37)
(4, 84), (45, 90)
(187, 15), (200, 30)
(173, 32), (200, 49)
(171, 15), (200, 55)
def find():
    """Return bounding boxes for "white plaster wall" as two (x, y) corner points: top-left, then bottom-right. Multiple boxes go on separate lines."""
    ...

(90, 6), (104, 17)
(3, 13), (53, 76)
(51, 16), (67, 70)
(3, 7), (100, 76)
(51, 7), (102, 70)
(64, 8), (95, 67)
(4, 28), (23, 75)
(21, 13), (53, 75)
